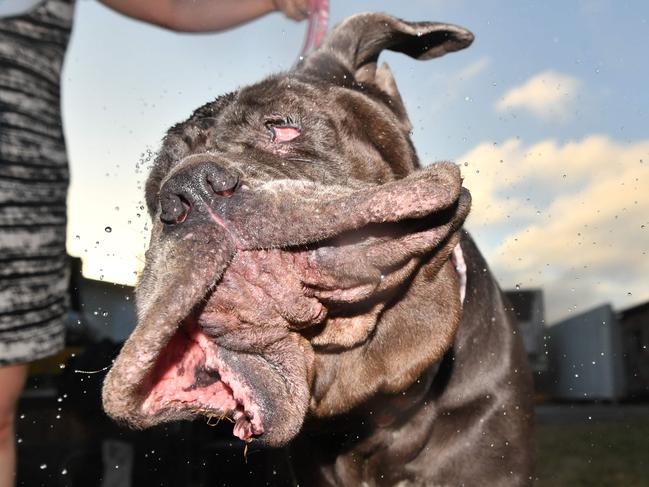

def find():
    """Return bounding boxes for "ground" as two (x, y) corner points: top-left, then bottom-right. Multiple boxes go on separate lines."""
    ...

(15, 366), (649, 486)
(534, 404), (649, 487)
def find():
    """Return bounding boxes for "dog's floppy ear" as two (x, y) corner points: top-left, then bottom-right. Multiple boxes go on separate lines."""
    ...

(298, 12), (473, 82)
(297, 12), (473, 128)
(307, 232), (465, 416)
(298, 188), (470, 350)
(227, 161), (465, 249)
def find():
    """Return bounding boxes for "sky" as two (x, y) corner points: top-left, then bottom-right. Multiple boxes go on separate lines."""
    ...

(63, 0), (649, 323)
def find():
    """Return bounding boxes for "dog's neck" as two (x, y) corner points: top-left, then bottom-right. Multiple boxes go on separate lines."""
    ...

(290, 245), (467, 485)
(291, 360), (448, 486)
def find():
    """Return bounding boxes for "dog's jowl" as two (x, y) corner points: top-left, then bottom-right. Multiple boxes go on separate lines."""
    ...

(103, 13), (534, 486)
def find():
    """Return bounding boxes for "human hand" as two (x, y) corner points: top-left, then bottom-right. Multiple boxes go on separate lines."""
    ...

(272, 0), (310, 21)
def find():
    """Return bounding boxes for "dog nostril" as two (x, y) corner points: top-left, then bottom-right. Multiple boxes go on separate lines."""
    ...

(205, 170), (238, 199)
(215, 187), (235, 198)
(207, 174), (239, 198)
(158, 160), (238, 224)
(160, 193), (190, 225)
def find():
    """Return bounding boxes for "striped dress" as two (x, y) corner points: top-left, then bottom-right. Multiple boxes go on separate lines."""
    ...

(0, 0), (75, 365)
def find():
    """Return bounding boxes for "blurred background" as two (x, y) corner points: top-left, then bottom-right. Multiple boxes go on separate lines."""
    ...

(18, 0), (649, 485)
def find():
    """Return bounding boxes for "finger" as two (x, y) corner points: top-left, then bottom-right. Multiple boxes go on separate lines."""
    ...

(274, 0), (310, 21)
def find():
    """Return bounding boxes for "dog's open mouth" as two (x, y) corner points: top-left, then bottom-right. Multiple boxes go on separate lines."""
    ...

(140, 320), (264, 441)
(103, 246), (319, 446)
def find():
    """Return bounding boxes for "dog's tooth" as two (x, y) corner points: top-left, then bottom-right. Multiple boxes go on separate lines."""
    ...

(233, 415), (253, 441)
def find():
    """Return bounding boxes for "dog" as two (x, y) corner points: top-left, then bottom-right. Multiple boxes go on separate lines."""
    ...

(102, 13), (534, 486)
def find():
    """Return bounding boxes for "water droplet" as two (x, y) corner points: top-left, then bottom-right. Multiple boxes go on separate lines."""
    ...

(105, 226), (112, 233)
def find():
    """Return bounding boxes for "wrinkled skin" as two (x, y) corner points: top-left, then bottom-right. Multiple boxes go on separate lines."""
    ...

(103, 13), (534, 486)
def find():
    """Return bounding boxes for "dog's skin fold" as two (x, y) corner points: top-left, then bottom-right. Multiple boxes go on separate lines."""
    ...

(102, 12), (534, 486)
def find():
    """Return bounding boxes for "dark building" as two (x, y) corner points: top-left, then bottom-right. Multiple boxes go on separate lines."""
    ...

(619, 301), (649, 399)
(541, 300), (649, 401)
(504, 288), (547, 374)
(546, 304), (626, 401)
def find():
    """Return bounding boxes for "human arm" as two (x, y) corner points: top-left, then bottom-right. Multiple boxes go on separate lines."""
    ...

(99, 0), (310, 33)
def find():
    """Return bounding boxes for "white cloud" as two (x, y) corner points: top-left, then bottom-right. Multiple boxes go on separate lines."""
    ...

(457, 56), (490, 80)
(458, 135), (649, 322)
(496, 70), (581, 121)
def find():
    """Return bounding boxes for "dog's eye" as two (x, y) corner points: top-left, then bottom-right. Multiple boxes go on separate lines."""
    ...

(265, 119), (301, 143)
(272, 126), (300, 143)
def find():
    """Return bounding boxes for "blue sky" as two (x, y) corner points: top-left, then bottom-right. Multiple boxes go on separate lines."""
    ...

(63, 0), (648, 323)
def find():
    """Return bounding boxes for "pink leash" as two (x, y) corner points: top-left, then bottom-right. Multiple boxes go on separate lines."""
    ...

(297, 0), (329, 62)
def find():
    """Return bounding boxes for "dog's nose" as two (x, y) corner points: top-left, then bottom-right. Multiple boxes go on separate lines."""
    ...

(159, 161), (239, 225)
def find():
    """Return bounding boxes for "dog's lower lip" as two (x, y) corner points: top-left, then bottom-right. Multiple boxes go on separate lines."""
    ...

(199, 396), (259, 433)
(140, 320), (265, 441)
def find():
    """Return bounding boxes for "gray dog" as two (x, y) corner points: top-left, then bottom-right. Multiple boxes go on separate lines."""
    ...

(103, 13), (534, 486)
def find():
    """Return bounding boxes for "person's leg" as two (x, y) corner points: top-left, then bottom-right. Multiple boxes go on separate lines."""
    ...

(0, 364), (28, 487)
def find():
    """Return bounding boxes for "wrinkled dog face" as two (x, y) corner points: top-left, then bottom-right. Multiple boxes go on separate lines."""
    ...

(103, 13), (473, 446)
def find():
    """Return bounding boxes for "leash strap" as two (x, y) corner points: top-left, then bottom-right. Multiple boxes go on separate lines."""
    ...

(451, 243), (467, 305)
(297, 0), (329, 62)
